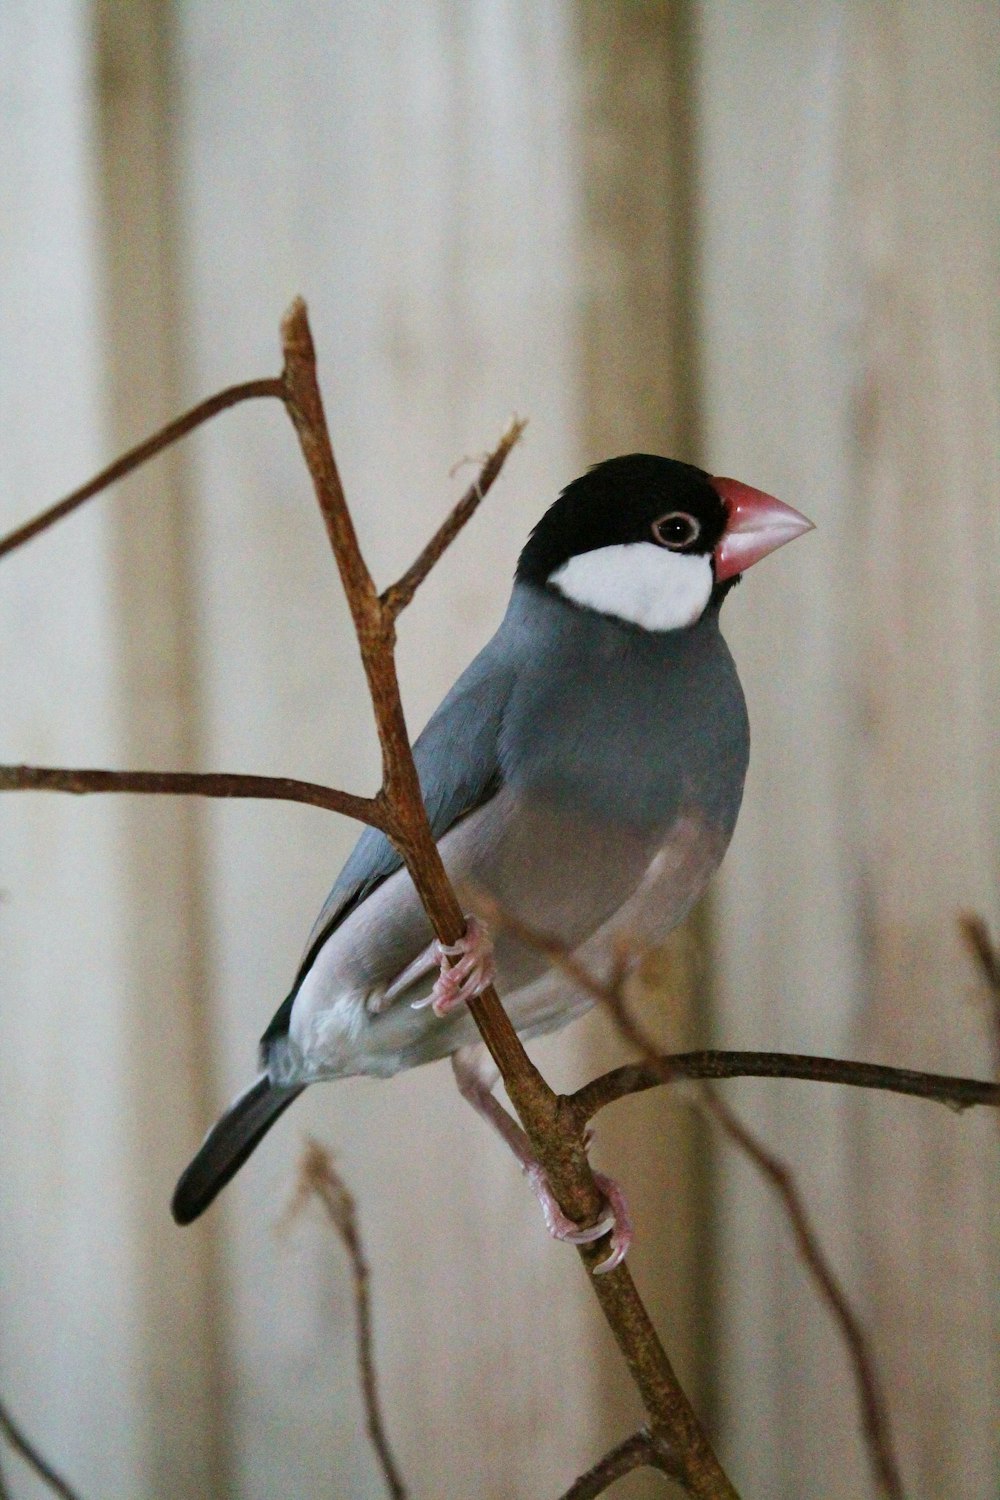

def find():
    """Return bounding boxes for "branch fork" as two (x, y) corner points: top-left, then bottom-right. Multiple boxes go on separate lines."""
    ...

(7, 298), (997, 1497)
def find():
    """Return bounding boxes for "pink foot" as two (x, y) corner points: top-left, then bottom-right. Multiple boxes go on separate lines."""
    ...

(411, 915), (496, 1017)
(526, 1165), (634, 1275)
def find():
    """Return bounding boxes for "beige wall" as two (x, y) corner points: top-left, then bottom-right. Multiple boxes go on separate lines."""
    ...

(1, 4), (996, 1499)
(701, 2), (999, 1495)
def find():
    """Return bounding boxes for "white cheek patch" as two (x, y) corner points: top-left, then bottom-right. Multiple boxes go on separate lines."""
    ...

(549, 543), (713, 631)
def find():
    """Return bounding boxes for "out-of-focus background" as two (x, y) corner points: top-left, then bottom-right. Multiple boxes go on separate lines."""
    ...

(1, 4), (997, 1497)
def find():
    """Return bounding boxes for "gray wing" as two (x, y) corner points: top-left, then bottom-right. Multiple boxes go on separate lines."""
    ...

(260, 627), (516, 1048)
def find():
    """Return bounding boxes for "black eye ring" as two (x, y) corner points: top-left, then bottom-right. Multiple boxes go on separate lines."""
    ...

(652, 511), (701, 550)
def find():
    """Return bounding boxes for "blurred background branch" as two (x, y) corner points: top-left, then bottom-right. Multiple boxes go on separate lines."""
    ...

(0, 1400), (80, 1500)
(285, 1143), (407, 1500)
(483, 900), (911, 1497)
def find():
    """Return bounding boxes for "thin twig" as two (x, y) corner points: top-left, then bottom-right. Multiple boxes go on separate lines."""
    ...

(0, 1399), (81, 1500)
(0, 764), (384, 826)
(959, 912), (1000, 1076)
(477, 896), (1000, 1118)
(0, 378), (284, 561)
(286, 1141), (407, 1500)
(703, 1093), (905, 1499)
(557, 1428), (681, 1499)
(487, 903), (906, 1499)
(381, 416), (528, 618)
(569, 1051), (1000, 1124)
(471, 887), (653, 1048)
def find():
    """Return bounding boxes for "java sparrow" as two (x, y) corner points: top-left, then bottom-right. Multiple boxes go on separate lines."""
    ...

(172, 455), (812, 1267)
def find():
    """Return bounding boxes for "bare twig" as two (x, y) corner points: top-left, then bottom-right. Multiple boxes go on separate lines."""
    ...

(959, 912), (1000, 1075)
(381, 416), (528, 619)
(286, 1141), (407, 1500)
(703, 1093), (905, 1498)
(0, 1398), (81, 1500)
(0, 765), (384, 826)
(569, 1051), (1000, 1125)
(488, 904), (906, 1500)
(471, 888), (656, 1056)
(0, 378), (284, 561)
(960, 912), (1000, 992)
(557, 1428), (681, 1499)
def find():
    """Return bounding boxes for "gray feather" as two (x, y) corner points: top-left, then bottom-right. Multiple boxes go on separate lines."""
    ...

(171, 1075), (302, 1225)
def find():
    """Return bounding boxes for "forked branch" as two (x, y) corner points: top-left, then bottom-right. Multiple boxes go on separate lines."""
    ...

(1, 297), (738, 1498)
(5, 299), (994, 1499)
(276, 298), (739, 1499)
(557, 1428), (681, 1498)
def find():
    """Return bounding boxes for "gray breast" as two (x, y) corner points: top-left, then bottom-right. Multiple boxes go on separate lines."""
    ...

(499, 582), (749, 841)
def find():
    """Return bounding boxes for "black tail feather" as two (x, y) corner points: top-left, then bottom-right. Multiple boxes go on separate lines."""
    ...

(172, 1075), (303, 1225)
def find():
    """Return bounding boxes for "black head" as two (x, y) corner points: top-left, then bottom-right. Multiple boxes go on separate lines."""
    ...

(516, 454), (728, 587)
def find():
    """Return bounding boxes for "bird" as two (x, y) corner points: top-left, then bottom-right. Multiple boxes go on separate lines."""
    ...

(172, 454), (812, 1268)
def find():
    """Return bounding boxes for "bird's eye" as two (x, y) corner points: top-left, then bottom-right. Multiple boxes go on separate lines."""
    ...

(652, 512), (700, 550)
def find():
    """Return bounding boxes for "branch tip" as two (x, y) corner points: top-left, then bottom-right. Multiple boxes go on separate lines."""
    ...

(280, 294), (313, 356)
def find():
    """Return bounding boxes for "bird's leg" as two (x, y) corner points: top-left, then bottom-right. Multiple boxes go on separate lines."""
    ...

(451, 1046), (633, 1273)
(409, 914), (497, 1017)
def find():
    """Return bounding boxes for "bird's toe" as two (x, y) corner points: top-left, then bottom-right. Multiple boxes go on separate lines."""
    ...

(427, 914), (496, 1016)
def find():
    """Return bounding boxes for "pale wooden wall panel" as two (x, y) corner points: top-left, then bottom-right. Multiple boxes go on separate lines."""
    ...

(574, 8), (710, 1493)
(92, 3), (224, 1492)
(848, 4), (1000, 1494)
(696, 5), (868, 1493)
(1, 4), (156, 1494)
(699, 1), (999, 1496)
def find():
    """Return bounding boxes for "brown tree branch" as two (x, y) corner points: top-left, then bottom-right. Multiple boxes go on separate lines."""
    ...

(0, 1398), (81, 1500)
(276, 298), (738, 1499)
(485, 903), (907, 1500)
(286, 1141), (407, 1500)
(1, 296), (738, 1499)
(380, 416), (528, 619)
(557, 1428), (681, 1499)
(569, 1051), (1000, 1125)
(0, 378), (284, 561)
(0, 764), (384, 826)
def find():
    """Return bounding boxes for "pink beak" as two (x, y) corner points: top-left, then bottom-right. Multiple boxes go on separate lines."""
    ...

(711, 476), (814, 583)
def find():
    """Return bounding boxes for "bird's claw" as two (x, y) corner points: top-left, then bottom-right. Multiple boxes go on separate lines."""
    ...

(588, 1172), (634, 1273)
(526, 1165), (633, 1274)
(412, 915), (496, 1016)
